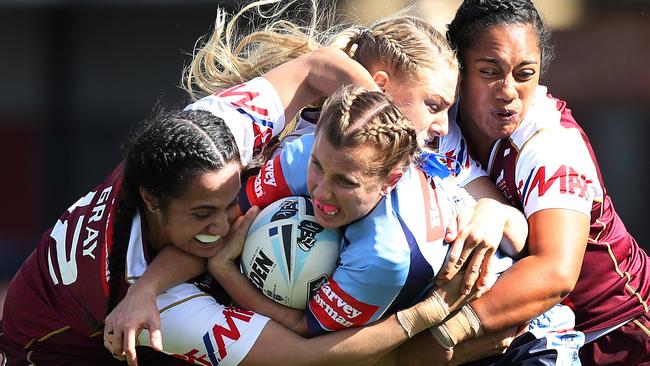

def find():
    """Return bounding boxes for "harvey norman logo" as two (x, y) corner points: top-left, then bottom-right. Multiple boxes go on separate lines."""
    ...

(309, 278), (378, 330)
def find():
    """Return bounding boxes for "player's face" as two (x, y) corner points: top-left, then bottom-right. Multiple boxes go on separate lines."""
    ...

(388, 66), (458, 151)
(307, 134), (387, 229)
(155, 162), (242, 258)
(459, 23), (540, 142)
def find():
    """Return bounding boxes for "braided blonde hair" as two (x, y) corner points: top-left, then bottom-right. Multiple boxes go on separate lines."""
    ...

(333, 15), (458, 83)
(316, 85), (418, 178)
(183, 0), (458, 99)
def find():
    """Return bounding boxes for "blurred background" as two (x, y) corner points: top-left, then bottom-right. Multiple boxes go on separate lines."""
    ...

(1, 0), (648, 313)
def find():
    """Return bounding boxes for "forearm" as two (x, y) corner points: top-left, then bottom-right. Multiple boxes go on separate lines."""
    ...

(471, 255), (570, 332)
(307, 316), (406, 366)
(263, 47), (377, 120)
(304, 47), (378, 95)
(474, 209), (589, 332)
(209, 260), (308, 335)
(139, 245), (206, 294)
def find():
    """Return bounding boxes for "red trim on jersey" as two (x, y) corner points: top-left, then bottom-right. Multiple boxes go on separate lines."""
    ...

(216, 83), (269, 117)
(308, 278), (379, 331)
(101, 164), (124, 297)
(251, 123), (273, 151)
(245, 156), (293, 209)
(416, 169), (446, 242)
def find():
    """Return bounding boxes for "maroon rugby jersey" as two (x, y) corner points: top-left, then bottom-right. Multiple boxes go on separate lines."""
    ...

(484, 86), (649, 332)
(1, 165), (128, 363)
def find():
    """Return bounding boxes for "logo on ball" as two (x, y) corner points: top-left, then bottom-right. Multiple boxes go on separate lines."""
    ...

(241, 196), (341, 309)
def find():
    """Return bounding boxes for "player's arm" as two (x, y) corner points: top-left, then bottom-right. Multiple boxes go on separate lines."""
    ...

(471, 208), (588, 331)
(129, 209), (480, 366)
(437, 176), (528, 294)
(469, 130), (594, 334)
(208, 206), (481, 340)
(137, 284), (459, 366)
(262, 46), (379, 122)
(417, 210), (587, 352)
(436, 124), (527, 291)
(207, 207), (310, 336)
(432, 131), (595, 348)
(104, 245), (206, 363)
(243, 134), (312, 210)
(396, 322), (522, 365)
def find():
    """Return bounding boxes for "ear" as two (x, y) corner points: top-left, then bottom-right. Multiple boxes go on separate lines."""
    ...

(139, 187), (158, 212)
(382, 169), (404, 195)
(371, 70), (391, 93)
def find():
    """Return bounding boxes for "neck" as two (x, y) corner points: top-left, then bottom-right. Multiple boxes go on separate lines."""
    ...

(141, 207), (167, 253)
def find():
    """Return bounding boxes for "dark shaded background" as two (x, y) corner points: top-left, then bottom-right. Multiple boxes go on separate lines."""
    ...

(1, 1), (648, 311)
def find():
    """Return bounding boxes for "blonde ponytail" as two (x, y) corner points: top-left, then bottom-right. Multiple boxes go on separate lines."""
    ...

(183, 0), (340, 100)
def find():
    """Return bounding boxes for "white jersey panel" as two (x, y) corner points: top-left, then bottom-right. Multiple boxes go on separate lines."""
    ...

(139, 286), (269, 366)
(184, 77), (286, 166)
(504, 86), (603, 218)
(126, 212), (269, 365)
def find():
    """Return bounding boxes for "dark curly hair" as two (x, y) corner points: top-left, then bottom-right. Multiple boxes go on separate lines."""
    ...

(106, 109), (241, 313)
(446, 0), (555, 75)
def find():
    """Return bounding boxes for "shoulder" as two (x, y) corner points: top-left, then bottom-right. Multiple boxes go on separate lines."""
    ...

(186, 77), (283, 119)
(511, 86), (585, 148)
(342, 199), (411, 271)
(185, 77), (287, 165)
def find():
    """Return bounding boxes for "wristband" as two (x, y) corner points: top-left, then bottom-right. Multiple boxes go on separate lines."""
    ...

(396, 291), (450, 338)
(430, 304), (484, 349)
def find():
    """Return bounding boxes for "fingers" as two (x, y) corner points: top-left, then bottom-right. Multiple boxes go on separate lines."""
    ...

(124, 328), (138, 366)
(437, 241), (464, 285)
(445, 214), (459, 243)
(436, 224), (474, 285)
(149, 327), (163, 352)
(104, 326), (124, 355)
(475, 252), (496, 292)
(438, 214), (471, 285)
(104, 327), (128, 363)
(461, 247), (488, 295)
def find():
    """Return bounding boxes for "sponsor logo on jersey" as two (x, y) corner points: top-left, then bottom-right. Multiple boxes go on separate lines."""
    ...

(262, 159), (277, 186)
(173, 349), (212, 366)
(194, 307), (255, 365)
(254, 159), (279, 198)
(247, 156), (293, 208)
(309, 278), (378, 330)
(521, 165), (593, 206)
(216, 83), (273, 129)
(251, 123), (273, 149)
(496, 178), (519, 207)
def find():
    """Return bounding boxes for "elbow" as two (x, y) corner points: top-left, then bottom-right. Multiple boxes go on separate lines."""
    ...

(291, 315), (310, 338)
(548, 268), (580, 299)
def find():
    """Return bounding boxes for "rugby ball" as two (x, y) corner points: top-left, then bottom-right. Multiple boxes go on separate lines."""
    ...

(241, 196), (341, 309)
